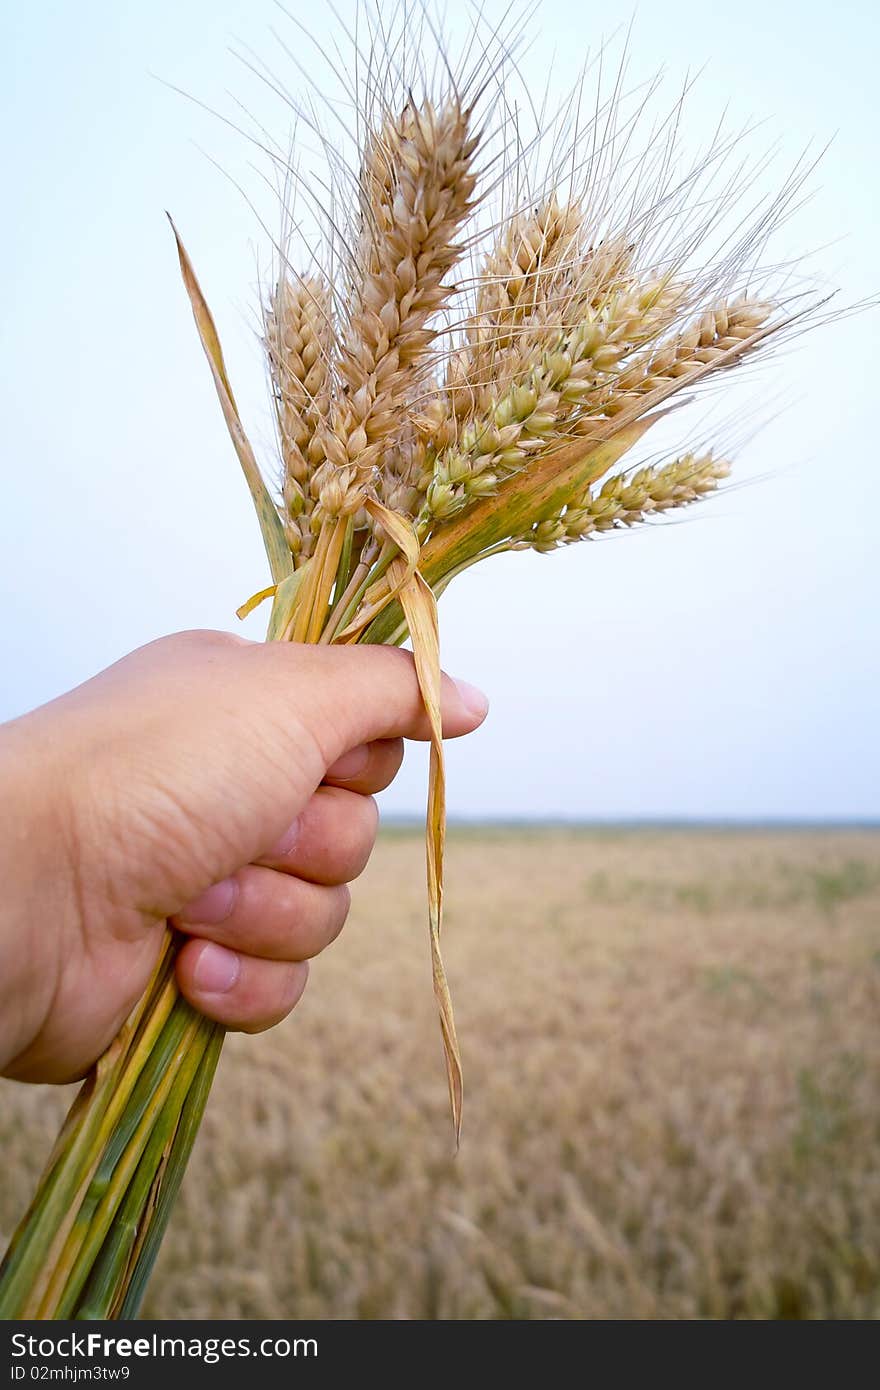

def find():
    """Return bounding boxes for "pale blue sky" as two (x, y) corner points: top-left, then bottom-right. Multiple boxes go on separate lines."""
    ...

(1, 0), (877, 818)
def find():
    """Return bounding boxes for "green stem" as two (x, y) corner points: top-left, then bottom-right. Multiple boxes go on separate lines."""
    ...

(324, 541), (395, 642)
(53, 1010), (203, 1318)
(115, 1026), (224, 1320)
(59, 1002), (196, 1251)
(0, 1042), (130, 1319)
(73, 1021), (214, 1320)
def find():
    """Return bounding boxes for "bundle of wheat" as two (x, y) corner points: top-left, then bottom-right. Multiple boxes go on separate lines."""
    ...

(0, 5), (822, 1319)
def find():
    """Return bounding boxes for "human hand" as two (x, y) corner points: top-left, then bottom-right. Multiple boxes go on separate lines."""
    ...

(0, 631), (488, 1083)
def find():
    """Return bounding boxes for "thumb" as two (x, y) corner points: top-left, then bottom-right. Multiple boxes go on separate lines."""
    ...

(236, 640), (490, 767)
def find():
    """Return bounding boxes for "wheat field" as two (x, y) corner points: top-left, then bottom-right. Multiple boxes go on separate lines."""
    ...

(2, 826), (878, 1320)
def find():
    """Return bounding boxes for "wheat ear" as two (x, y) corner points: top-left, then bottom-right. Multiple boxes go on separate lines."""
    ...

(523, 451), (732, 550)
(264, 274), (333, 563)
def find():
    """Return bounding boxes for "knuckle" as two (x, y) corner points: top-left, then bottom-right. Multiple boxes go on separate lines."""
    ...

(161, 629), (248, 656)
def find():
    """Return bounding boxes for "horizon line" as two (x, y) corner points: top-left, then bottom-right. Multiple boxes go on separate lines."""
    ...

(380, 815), (880, 830)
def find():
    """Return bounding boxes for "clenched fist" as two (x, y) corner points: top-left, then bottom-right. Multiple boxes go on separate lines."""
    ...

(0, 631), (488, 1082)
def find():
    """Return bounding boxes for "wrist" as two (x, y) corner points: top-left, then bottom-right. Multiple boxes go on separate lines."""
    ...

(0, 711), (77, 1075)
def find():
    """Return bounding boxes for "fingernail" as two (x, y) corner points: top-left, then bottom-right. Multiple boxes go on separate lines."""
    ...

(269, 816), (302, 858)
(326, 744), (370, 780)
(193, 942), (241, 994)
(453, 677), (489, 720)
(177, 877), (237, 925)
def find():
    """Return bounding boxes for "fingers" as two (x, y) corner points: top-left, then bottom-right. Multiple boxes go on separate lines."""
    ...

(173, 863), (352, 1032)
(259, 785), (379, 883)
(172, 866), (351, 960)
(324, 739), (404, 794)
(170, 779), (375, 1034)
(176, 941), (309, 1033)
